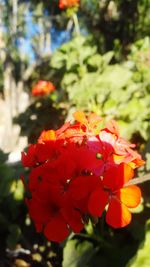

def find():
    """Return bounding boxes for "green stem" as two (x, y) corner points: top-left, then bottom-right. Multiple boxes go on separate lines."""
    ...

(125, 173), (150, 187)
(72, 13), (80, 35)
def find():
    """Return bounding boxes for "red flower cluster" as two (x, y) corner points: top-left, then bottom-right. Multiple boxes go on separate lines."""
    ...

(21, 111), (144, 243)
(32, 80), (55, 96)
(59, 0), (79, 9)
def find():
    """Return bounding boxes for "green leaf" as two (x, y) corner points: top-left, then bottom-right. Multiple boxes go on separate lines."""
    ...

(146, 153), (150, 171)
(102, 51), (114, 66)
(127, 220), (150, 267)
(62, 239), (94, 267)
(103, 99), (118, 116)
(62, 73), (78, 86)
(7, 224), (21, 249)
(87, 54), (103, 69)
(100, 65), (132, 90)
(51, 51), (67, 69)
(0, 150), (8, 163)
(0, 165), (14, 197)
(13, 180), (24, 201)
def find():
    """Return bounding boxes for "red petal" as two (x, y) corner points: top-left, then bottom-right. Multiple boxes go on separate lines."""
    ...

(56, 121), (71, 138)
(69, 175), (100, 201)
(73, 145), (104, 175)
(28, 165), (44, 192)
(35, 222), (43, 232)
(27, 196), (52, 225)
(103, 163), (134, 191)
(106, 198), (131, 228)
(35, 143), (55, 163)
(88, 187), (109, 217)
(61, 198), (84, 233)
(44, 213), (69, 243)
(21, 145), (36, 167)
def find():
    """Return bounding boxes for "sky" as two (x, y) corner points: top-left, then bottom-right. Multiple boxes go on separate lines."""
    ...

(18, 10), (71, 62)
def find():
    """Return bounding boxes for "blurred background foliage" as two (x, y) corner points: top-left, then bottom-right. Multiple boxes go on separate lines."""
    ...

(1, 0), (150, 266)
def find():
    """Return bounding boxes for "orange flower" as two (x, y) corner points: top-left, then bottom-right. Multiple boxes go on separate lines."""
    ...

(32, 80), (55, 96)
(59, 0), (79, 9)
(88, 163), (141, 228)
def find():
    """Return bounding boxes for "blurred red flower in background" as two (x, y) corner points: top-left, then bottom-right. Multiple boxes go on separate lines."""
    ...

(32, 80), (55, 96)
(59, 0), (79, 9)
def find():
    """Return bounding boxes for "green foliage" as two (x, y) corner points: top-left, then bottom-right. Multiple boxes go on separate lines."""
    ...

(63, 240), (94, 267)
(51, 35), (150, 141)
(0, 150), (24, 249)
(127, 220), (150, 267)
(79, 0), (150, 53)
(7, 224), (22, 249)
(145, 153), (150, 171)
(61, 217), (147, 267)
(49, 34), (150, 267)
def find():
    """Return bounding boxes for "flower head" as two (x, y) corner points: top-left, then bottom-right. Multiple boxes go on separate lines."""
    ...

(59, 0), (79, 9)
(88, 163), (141, 228)
(32, 80), (55, 96)
(21, 110), (144, 242)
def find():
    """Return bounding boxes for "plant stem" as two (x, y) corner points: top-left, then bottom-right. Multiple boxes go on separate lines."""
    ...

(72, 13), (80, 35)
(125, 173), (150, 187)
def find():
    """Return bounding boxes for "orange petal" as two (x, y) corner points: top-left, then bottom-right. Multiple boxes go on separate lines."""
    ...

(88, 113), (102, 128)
(73, 111), (88, 125)
(113, 154), (125, 164)
(122, 163), (134, 184)
(130, 159), (145, 169)
(106, 198), (131, 228)
(117, 185), (141, 208)
(38, 130), (56, 143)
(105, 119), (119, 136)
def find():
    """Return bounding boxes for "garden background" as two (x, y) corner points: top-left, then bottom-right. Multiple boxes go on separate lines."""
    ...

(0, 0), (150, 266)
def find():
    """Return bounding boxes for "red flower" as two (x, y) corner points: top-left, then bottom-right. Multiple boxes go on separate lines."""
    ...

(26, 189), (71, 242)
(73, 110), (102, 135)
(59, 0), (79, 9)
(32, 80), (55, 96)
(21, 110), (144, 243)
(88, 163), (141, 228)
(99, 129), (144, 168)
(55, 111), (102, 145)
(21, 145), (37, 167)
(26, 155), (84, 242)
(21, 142), (56, 168)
